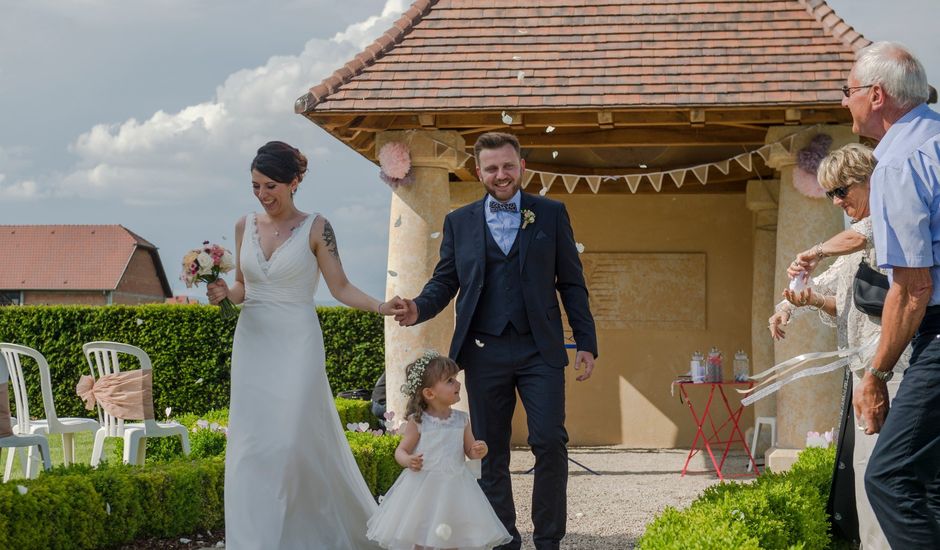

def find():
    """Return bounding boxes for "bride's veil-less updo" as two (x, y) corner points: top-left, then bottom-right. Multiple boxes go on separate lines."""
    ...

(251, 141), (308, 184)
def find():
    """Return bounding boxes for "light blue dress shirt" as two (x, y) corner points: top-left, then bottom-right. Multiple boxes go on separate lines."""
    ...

(485, 191), (522, 255)
(870, 104), (940, 305)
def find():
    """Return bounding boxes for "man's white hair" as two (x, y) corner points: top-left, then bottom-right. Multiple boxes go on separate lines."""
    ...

(855, 42), (930, 110)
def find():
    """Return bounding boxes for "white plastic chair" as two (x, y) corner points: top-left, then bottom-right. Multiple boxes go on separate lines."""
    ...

(0, 343), (100, 478)
(747, 416), (777, 472)
(83, 342), (190, 466)
(0, 352), (52, 481)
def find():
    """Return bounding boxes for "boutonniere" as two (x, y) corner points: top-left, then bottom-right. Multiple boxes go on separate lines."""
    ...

(521, 209), (536, 229)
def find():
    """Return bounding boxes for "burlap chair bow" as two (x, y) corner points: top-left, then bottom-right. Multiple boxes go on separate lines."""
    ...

(76, 370), (155, 420)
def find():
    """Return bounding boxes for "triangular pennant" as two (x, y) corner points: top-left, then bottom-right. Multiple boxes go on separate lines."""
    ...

(756, 145), (773, 162)
(771, 143), (789, 157)
(647, 172), (664, 192)
(522, 170), (536, 189)
(733, 153), (753, 172)
(456, 151), (472, 168)
(539, 172), (557, 190)
(625, 174), (642, 193)
(781, 134), (796, 152)
(691, 165), (709, 184)
(667, 169), (687, 188)
(714, 159), (731, 175)
(433, 140), (449, 159)
(562, 175), (580, 193)
(586, 176), (602, 194)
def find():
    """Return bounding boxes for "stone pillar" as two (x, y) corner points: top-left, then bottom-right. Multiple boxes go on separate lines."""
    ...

(377, 130), (465, 421)
(746, 179), (779, 459)
(764, 125), (858, 470)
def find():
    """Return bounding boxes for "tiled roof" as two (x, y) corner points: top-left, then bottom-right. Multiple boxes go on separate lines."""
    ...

(0, 225), (171, 294)
(298, 0), (868, 113)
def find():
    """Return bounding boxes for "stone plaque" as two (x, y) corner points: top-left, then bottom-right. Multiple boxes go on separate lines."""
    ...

(573, 253), (706, 330)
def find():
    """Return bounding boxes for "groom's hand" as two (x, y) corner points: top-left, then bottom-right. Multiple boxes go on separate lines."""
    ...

(395, 298), (419, 327)
(574, 350), (595, 382)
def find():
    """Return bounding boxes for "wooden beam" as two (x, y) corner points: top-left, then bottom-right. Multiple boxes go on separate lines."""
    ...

(597, 111), (614, 129)
(689, 109), (706, 127)
(418, 113), (436, 128)
(785, 108), (802, 125)
(503, 127), (767, 148)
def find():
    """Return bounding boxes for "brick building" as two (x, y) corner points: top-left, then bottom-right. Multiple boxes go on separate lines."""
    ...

(0, 225), (172, 306)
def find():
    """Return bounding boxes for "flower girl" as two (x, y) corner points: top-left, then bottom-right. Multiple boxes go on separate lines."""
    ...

(367, 351), (511, 550)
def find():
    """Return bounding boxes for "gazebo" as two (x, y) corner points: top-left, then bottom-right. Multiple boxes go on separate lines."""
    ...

(296, 0), (867, 468)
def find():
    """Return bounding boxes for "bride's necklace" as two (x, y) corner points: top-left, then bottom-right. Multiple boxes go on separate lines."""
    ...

(271, 215), (302, 237)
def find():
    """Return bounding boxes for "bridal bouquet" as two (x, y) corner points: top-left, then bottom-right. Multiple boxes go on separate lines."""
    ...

(181, 241), (238, 320)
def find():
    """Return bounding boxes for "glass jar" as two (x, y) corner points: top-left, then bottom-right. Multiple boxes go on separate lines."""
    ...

(691, 351), (705, 383)
(705, 347), (723, 383)
(733, 350), (750, 382)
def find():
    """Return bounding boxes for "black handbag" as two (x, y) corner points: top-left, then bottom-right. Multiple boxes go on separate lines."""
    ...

(853, 256), (890, 317)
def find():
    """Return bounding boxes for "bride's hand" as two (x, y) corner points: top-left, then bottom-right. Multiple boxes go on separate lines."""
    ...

(206, 279), (229, 305)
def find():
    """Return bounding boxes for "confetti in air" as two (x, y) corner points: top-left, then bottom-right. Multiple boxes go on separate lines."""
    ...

(388, 270), (398, 277)
(501, 111), (513, 125)
(394, 216), (402, 228)
(475, 339), (485, 348)
(539, 187), (549, 196)
(545, 126), (555, 133)
(430, 232), (441, 239)
(552, 151), (559, 159)
(576, 243), (585, 254)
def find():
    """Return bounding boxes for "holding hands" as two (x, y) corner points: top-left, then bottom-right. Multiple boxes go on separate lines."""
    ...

(390, 297), (419, 326)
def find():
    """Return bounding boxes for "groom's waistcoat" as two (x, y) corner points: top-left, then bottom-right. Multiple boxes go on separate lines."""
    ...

(468, 222), (531, 336)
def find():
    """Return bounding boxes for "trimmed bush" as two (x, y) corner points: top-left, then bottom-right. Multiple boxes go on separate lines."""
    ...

(637, 446), (836, 549)
(0, 304), (384, 419)
(0, 458), (224, 550)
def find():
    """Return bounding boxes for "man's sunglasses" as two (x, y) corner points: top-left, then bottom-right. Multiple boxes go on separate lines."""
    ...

(825, 185), (851, 200)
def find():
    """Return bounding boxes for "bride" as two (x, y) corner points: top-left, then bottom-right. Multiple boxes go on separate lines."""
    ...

(207, 141), (400, 549)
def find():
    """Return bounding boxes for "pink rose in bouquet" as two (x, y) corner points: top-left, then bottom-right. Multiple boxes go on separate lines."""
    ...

(181, 241), (238, 319)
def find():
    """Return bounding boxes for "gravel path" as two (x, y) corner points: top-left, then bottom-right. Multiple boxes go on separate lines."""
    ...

(194, 446), (754, 550)
(508, 446), (755, 549)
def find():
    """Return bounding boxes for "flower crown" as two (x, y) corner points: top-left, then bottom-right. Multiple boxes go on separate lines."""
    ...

(400, 350), (441, 397)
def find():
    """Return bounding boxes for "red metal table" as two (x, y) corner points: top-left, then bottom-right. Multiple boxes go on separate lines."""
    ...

(674, 381), (760, 480)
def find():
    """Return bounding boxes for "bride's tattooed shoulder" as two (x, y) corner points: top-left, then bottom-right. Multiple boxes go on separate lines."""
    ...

(322, 220), (340, 262)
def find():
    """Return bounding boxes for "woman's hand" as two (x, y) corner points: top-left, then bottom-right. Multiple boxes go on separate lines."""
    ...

(768, 311), (790, 341)
(407, 453), (424, 472)
(782, 287), (819, 309)
(468, 440), (488, 460)
(206, 279), (230, 305)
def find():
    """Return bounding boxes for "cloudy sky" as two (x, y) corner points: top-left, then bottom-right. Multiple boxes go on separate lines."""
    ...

(1, 0), (937, 303)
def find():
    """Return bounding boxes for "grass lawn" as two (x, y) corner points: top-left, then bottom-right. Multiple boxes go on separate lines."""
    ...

(2, 430), (123, 480)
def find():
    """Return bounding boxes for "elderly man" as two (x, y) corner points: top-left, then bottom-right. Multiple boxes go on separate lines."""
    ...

(839, 42), (940, 547)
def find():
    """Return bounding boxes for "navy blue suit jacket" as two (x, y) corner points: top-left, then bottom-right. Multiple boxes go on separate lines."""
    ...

(413, 192), (597, 368)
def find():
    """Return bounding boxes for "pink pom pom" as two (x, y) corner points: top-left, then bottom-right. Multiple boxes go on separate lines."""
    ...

(378, 142), (411, 180)
(793, 166), (827, 198)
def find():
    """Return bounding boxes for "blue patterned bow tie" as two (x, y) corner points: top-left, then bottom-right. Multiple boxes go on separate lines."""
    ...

(489, 201), (517, 213)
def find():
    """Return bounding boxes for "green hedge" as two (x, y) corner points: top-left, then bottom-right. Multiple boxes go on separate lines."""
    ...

(0, 304), (384, 419)
(1, 404), (403, 548)
(0, 458), (224, 550)
(637, 446), (836, 549)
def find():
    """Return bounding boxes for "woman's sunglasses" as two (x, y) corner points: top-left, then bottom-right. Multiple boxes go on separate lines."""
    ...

(825, 185), (851, 200)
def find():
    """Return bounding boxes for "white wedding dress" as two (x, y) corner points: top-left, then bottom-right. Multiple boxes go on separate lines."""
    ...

(226, 213), (380, 549)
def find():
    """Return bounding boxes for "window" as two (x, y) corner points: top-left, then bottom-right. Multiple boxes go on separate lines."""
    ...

(0, 291), (21, 306)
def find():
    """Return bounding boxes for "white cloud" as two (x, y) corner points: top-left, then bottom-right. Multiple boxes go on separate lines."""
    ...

(46, 0), (405, 205)
(0, 178), (46, 200)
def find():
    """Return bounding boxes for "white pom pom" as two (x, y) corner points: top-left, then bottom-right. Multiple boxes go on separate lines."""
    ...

(435, 523), (452, 541)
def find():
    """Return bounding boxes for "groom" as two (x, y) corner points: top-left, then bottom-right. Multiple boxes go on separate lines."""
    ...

(394, 132), (598, 550)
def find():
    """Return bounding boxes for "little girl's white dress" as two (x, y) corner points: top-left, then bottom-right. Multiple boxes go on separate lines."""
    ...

(367, 409), (511, 550)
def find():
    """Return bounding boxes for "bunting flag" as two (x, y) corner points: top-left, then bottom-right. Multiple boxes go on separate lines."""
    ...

(586, 175), (602, 193)
(539, 172), (557, 191)
(667, 169), (687, 188)
(647, 172), (664, 192)
(521, 170), (536, 189)
(562, 174), (580, 193)
(418, 124), (826, 195)
(626, 174), (642, 193)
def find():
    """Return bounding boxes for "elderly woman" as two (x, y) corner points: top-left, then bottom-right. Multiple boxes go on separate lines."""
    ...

(768, 143), (908, 550)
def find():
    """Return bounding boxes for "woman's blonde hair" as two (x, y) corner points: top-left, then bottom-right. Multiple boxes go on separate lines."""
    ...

(402, 354), (460, 423)
(817, 143), (876, 192)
